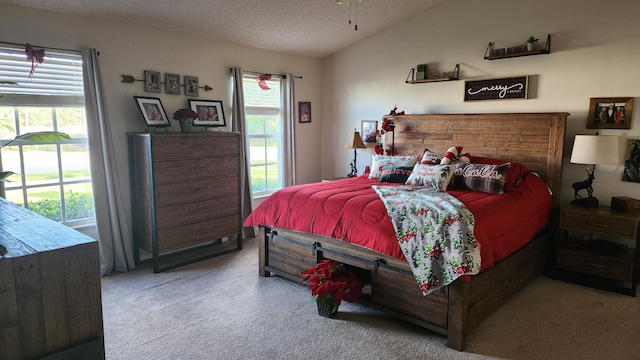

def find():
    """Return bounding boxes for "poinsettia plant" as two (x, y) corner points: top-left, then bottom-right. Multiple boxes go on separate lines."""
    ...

(301, 260), (365, 310)
(172, 108), (198, 120)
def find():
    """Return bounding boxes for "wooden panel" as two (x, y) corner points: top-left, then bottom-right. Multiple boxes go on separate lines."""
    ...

(557, 249), (633, 281)
(155, 215), (241, 252)
(267, 236), (317, 278)
(0, 197), (104, 360)
(152, 155), (239, 184)
(155, 195), (239, 230)
(154, 176), (238, 206)
(151, 133), (239, 161)
(371, 267), (448, 328)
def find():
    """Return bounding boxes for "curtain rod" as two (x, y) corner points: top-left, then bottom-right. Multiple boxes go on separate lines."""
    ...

(0, 41), (81, 54)
(229, 68), (302, 79)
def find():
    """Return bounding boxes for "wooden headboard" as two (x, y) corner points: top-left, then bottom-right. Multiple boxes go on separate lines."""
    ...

(383, 113), (568, 211)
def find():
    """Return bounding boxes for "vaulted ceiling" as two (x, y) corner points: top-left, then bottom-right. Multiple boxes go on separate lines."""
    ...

(2, 0), (445, 58)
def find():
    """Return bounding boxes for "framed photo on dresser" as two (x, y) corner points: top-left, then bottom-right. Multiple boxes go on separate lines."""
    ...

(134, 96), (170, 128)
(189, 99), (226, 127)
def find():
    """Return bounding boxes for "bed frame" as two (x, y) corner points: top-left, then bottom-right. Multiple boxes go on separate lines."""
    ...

(257, 113), (568, 350)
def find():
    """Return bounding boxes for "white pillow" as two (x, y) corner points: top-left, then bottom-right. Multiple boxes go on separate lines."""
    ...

(405, 163), (455, 191)
(368, 155), (419, 179)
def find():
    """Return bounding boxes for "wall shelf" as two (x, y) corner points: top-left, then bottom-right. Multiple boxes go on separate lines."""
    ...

(406, 64), (459, 83)
(484, 34), (551, 60)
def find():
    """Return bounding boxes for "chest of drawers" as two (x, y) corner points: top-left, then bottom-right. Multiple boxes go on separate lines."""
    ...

(128, 132), (242, 272)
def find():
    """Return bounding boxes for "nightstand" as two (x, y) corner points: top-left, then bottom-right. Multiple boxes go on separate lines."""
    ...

(555, 205), (640, 296)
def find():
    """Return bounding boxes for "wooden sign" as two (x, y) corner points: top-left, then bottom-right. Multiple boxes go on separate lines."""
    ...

(464, 76), (529, 101)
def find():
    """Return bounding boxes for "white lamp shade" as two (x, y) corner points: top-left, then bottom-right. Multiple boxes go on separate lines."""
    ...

(570, 135), (619, 165)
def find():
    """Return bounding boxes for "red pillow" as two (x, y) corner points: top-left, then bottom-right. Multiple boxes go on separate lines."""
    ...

(468, 155), (529, 191)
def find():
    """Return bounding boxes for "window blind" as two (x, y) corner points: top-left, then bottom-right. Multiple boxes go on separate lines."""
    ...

(0, 46), (84, 98)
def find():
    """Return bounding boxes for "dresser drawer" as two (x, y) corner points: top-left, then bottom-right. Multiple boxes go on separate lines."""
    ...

(152, 215), (240, 252)
(152, 135), (239, 161)
(561, 211), (637, 238)
(154, 176), (238, 206)
(556, 248), (633, 282)
(155, 195), (239, 230)
(153, 155), (238, 183)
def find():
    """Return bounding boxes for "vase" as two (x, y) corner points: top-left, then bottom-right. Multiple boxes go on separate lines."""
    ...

(526, 43), (535, 52)
(179, 118), (193, 133)
(317, 301), (340, 318)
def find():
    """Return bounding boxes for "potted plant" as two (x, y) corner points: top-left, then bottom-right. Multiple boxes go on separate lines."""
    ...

(525, 36), (539, 51)
(173, 108), (198, 133)
(301, 260), (365, 318)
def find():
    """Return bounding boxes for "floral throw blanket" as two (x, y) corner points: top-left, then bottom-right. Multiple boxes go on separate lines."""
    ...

(372, 185), (481, 295)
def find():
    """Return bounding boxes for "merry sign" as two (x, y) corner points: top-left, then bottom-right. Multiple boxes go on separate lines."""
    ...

(464, 76), (529, 101)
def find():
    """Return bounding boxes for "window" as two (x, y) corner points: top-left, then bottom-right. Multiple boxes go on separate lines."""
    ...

(0, 46), (94, 226)
(243, 74), (283, 197)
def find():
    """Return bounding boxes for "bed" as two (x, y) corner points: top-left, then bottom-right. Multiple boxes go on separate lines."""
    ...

(245, 113), (567, 350)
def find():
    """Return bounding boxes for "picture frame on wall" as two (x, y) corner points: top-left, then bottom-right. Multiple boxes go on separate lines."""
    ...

(361, 120), (378, 143)
(188, 99), (226, 127)
(144, 70), (161, 93)
(185, 75), (199, 97)
(134, 96), (170, 128)
(299, 102), (311, 123)
(587, 97), (634, 130)
(165, 73), (180, 95)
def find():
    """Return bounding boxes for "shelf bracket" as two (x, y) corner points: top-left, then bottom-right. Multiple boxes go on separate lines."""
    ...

(405, 67), (415, 83)
(451, 64), (460, 80)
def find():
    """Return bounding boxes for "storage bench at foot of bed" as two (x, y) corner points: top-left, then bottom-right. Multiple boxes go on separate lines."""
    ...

(259, 227), (451, 336)
(257, 225), (549, 351)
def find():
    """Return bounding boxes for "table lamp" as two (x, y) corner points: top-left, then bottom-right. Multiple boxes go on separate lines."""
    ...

(346, 129), (367, 178)
(569, 134), (619, 207)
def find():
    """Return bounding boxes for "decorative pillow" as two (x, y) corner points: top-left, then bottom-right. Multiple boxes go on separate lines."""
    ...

(440, 146), (470, 165)
(420, 149), (443, 164)
(453, 162), (511, 194)
(404, 164), (455, 191)
(468, 155), (529, 191)
(368, 155), (419, 179)
(378, 165), (413, 183)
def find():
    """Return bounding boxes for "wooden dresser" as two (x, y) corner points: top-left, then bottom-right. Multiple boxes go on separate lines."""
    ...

(0, 197), (104, 360)
(128, 132), (242, 273)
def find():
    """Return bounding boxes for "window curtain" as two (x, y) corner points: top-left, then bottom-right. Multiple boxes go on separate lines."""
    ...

(230, 67), (255, 238)
(82, 48), (135, 275)
(281, 74), (296, 186)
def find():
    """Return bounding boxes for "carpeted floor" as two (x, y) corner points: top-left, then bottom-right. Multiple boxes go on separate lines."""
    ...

(101, 237), (640, 360)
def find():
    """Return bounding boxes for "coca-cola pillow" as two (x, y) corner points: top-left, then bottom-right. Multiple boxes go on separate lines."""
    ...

(453, 163), (511, 194)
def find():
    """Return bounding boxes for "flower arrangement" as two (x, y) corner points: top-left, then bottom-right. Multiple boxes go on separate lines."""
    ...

(301, 260), (365, 316)
(173, 108), (198, 121)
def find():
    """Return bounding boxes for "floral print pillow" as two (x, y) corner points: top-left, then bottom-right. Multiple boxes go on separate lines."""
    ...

(404, 164), (455, 191)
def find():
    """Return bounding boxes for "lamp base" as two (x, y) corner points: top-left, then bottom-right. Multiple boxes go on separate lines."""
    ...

(571, 196), (599, 208)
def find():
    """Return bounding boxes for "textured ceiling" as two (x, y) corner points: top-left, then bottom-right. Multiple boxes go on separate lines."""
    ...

(3, 0), (445, 58)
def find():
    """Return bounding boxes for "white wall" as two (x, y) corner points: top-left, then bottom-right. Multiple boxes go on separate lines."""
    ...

(322, 0), (640, 206)
(0, 2), (324, 220)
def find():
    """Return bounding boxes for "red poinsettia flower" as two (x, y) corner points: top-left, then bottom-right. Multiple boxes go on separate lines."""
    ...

(172, 108), (198, 120)
(301, 260), (365, 306)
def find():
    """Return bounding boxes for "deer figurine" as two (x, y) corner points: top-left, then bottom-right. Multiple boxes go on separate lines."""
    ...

(572, 167), (595, 200)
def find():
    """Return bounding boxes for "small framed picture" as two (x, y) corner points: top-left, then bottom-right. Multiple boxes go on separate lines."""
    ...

(165, 73), (180, 95)
(588, 97), (634, 129)
(298, 102), (311, 123)
(361, 120), (378, 143)
(134, 96), (170, 127)
(188, 99), (226, 127)
(144, 70), (161, 93)
(185, 75), (199, 97)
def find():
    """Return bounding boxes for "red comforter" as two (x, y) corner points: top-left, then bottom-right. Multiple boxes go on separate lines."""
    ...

(243, 173), (551, 272)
